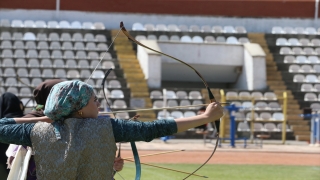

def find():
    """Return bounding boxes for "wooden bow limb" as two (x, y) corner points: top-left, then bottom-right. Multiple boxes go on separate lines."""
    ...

(99, 103), (229, 115)
(123, 149), (185, 160)
(124, 159), (208, 178)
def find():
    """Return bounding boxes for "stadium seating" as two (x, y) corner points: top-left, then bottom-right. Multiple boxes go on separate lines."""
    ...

(272, 26), (318, 35)
(150, 90), (163, 99)
(1, 18), (304, 141)
(157, 111), (171, 119)
(255, 102), (268, 110)
(115, 112), (129, 119)
(180, 100), (191, 106)
(237, 122), (250, 132)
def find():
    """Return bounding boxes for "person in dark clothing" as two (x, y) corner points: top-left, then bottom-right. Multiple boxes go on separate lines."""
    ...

(0, 92), (24, 180)
(0, 92), (24, 119)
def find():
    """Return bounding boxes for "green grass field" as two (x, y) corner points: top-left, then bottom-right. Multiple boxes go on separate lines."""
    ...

(114, 163), (320, 180)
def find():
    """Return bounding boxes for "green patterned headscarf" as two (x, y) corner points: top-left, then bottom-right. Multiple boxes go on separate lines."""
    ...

(44, 80), (94, 139)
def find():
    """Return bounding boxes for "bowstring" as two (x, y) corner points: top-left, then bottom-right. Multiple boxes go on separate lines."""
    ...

(86, 28), (122, 83)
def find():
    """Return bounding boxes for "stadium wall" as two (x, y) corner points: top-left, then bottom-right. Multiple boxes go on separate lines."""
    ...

(1, 9), (320, 33)
(0, 0), (318, 18)
(137, 40), (267, 90)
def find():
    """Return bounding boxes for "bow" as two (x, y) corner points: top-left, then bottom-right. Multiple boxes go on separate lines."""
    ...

(120, 22), (220, 179)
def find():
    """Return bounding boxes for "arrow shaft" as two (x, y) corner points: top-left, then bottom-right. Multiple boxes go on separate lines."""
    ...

(124, 149), (185, 160)
(124, 159), (207, 178)
(99, 103), (229, 114)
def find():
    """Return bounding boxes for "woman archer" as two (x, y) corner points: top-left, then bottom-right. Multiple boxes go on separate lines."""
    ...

(0, 80), (223, 179)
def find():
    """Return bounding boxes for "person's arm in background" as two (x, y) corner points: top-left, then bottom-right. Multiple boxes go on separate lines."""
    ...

(12, 116), (52, 124)
(0, 118), (35, 146)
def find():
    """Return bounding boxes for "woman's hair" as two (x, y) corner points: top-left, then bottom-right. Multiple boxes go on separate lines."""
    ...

(23, 79), (64, 118)
(33, 79), (64, 107)
(44, 80), (94, 122)
(0, 92), (24, 118)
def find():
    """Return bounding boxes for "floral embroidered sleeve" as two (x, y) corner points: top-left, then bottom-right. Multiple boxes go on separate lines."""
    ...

(0, 118), (34, 146)
(111, 119), (178, 142)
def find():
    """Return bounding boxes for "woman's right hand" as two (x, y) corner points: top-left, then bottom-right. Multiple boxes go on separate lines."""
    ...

(113, 157), (124, 171)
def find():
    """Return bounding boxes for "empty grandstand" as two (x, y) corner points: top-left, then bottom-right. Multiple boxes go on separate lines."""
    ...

(1, 0), (320, 145)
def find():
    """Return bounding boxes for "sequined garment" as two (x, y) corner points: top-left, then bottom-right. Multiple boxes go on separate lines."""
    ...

(31, 117), (116, 180)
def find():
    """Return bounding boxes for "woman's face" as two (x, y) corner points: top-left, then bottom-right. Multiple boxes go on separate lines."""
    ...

(79, 94), (101, 118)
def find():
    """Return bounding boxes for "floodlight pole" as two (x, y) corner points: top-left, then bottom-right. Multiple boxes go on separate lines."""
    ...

(56, 0), (60, 18)
(315, 0), (319, 21)
(282, 91), (287, 145)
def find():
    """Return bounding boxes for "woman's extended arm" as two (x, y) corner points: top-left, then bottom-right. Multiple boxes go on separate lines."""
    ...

(111, 102), (223, 142)
(111, 118), (177, 142)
